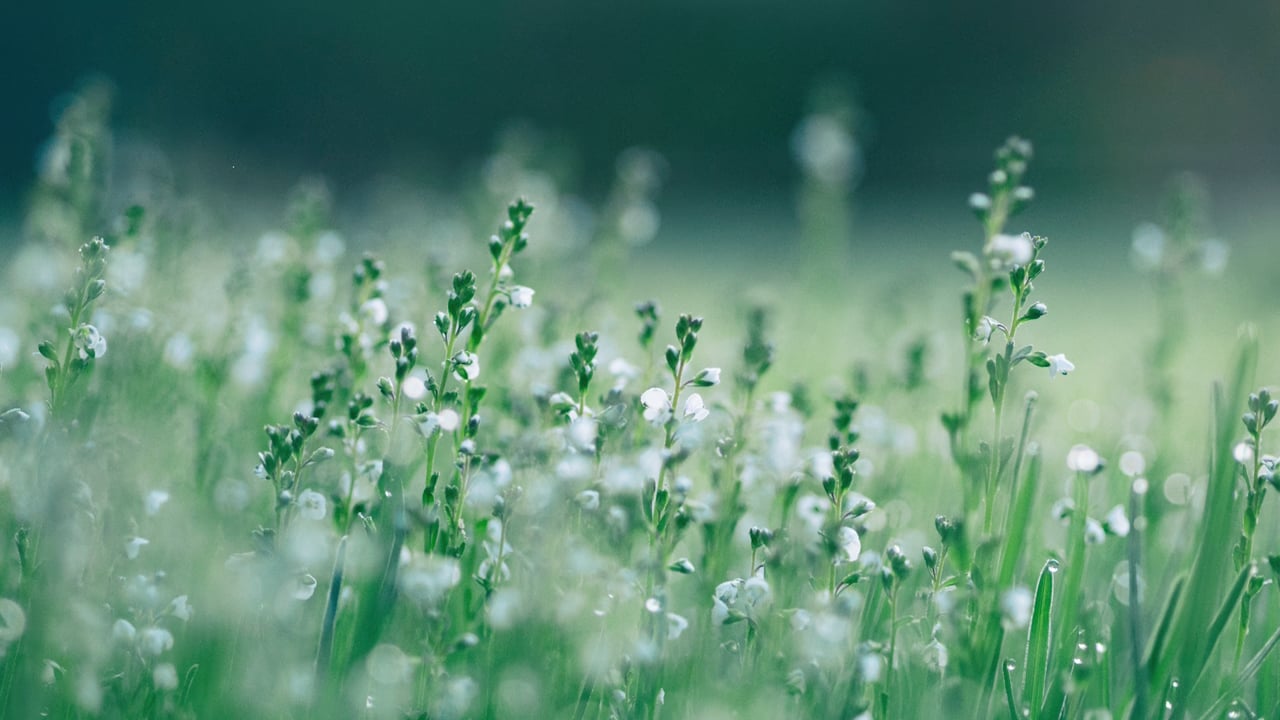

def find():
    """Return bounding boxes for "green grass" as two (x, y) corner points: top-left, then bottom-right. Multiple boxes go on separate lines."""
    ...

(2, 86), (1280, 720)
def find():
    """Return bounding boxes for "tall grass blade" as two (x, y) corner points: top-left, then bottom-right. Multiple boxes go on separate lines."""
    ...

(1023, 558), (1056, 712)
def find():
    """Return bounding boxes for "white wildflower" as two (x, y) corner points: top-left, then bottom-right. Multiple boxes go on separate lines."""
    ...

(682, 393), (709, 422)
(360, 298), (389, 326)
(666, 613), (689, 640)
(111, 618), (136, 644)
(0, 599), (25, 646)
(987, 232), (1034, 268)
(162, 333), (193, 369)
(508, 286), (535, 308)
(693, 367), (721, 386)
(1047, 353), (1075, 377)
(144, 490), (170, 515)
(1104, 504), (1131, 537)
(640, 387), (671, 423)
(294, 573), (318, 600)
(1000, 586), (1033, 629)
(75, 324), (107, 360)
(125, 537), (149, 560)
(1066, 445), (1100, 474)
(975, 316), (1000, 344)
(836, 525), (861, 563)
(1085, 517), (1106, 544)
(452, 352), (480, 381)
(576, 490), (600, 511)
(296, 489), (327, 521)
(138, 627), (174, 656)
(608, 357), (639, 388)
(402, 374), (427, 400)
(168, 595), (193, 621)
(153, 663), (178, 691)
(437, 409), (461, 433)
(1130, 222), (1166, 271)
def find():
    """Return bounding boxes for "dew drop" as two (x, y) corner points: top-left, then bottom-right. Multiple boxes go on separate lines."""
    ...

(1046, 559), (1061, 574)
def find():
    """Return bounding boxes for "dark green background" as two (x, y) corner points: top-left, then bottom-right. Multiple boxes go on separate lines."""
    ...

(4, 1), (1278, 226)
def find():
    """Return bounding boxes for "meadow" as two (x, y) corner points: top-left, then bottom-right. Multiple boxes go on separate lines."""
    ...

(2, 82), (1280, 719)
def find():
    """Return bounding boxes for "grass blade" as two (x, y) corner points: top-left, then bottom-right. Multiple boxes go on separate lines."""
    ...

(1198, 622), (1280, 720)
(1023, 557), (1056, 712)
(1003, 658), (1020, 720)
(1183, 562), (1254, 699)
(1143, 575), (1185, 676)
(1154, 333), (1256, 709)
(999, 442), (1041, 589)
(1127, 484), (1148, 720)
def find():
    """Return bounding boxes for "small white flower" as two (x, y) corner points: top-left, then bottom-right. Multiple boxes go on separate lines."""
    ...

(641, 387), (671, 423)
(1047, 353), (1075, 378)
(402, 375), (427, 400)
(836, 525), (861, 563)
(138, 627), (174, 656)
(987, 232), (1034, 268)
(1000, 587), (1033, 629)
(75, 324), (107, 360)
(1130, 222), (1166, 272)
(576, 489), (600, 511)
(153, 663), (178, 691)
(452, 352), (480, 381)
(111, 619), (136, 644)
(694, 367), (721, 386)
(437, 409), (461, 433)
(608, 358), (639, 388)
(125, 537), (149, 560)
(1066, 444), (1100, 474)
(682, 393), (709, 423)
(144, 490), (170, 516)
(666, 613), (689, 640)
(975, 316), (1000, 344)
(1085, 517), (1106, 544)
(1104, 505), (1131, 537)
(294, 573), (318, 600)
(969, 193), (992, 211)
(922, 638), (949, 672)
(711, 598), (731, 626)
(167, 595), (193, 622)
(790, 609), (812, 631)
(296, 489), (327, 521)
(508, 286), (535, 308)
(162, 333), (194, 369)
(360, 298), (389, 325)
(742, 568), (772, 614)
(569, 418), (597, 451)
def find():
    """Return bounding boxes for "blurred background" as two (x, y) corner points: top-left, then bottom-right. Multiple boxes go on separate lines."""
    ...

(3, 1), (1279, 238)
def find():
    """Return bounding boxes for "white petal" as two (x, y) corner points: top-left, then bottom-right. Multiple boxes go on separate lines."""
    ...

(640, 387), (670, 410)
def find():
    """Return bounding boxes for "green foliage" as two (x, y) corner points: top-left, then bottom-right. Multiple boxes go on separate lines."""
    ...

(2, 109), (1279, 720)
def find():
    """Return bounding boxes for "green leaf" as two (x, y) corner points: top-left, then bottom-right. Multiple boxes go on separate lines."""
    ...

(37, 341), (58, 362)
(1026, 352), (1050, 368)
(1198, 622), (1280, 720)
(1023, 558), (1056, 711)
(1002, 659), (1021, 720)
(1143, 575), (1186, 675)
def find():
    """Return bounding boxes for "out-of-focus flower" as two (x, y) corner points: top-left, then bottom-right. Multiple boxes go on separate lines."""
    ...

(508, 286), (535, 308)
(1048, 353), (1075, 378)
